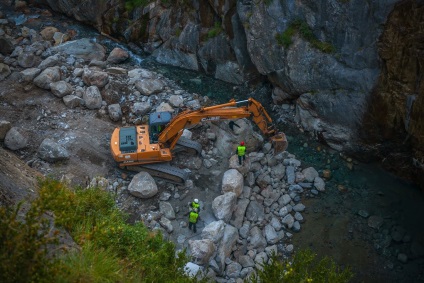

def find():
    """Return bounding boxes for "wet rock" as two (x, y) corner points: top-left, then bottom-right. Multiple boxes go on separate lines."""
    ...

(357, 210), (369, 218)
(134, 78), (165, 95)
(33, 66), (61, 89)
(302, 167), (319, 182)
(107, 47), (129, 64)
(314, 176), (326, 192)
(368, 215), (384, 230)
(83, 85), (102, 109)
(4, 127), (27, 150)
(128, 172), (158, 198)
(37, 138), (69, 162)
(50, 80), (73, 98)
(292, 221), (301, 232)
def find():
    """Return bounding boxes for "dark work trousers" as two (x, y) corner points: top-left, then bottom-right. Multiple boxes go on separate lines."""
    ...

(238, 155), (245, 165)
(189, 222), (197, 233)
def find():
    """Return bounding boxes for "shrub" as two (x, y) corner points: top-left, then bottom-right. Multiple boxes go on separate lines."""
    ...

(276, 20), (335, 53)
(207, 22), (223, 39)
(1, 178), (205, 283)
(247, 249), (353, 283)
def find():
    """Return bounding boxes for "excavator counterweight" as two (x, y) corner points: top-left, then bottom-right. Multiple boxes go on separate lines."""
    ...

(110, 98), (288, 183)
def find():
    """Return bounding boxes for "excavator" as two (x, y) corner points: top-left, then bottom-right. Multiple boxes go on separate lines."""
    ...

(110, 98), (287, 183)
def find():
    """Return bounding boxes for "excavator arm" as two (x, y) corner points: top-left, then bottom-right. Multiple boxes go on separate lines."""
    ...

(158, 98), (286, 152)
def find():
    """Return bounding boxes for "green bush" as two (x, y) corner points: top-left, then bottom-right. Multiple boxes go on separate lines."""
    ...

(276, 20), (335, 53)
(125, 0), (150, 12)
(247, 250), (353, 283)
(0, 202), (63, 283)
(207, 22), (223, 39)
(1, 178), (203, 283)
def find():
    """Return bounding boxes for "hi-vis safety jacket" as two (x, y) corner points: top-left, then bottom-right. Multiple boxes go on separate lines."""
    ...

(237, 146), (246, 156)
(189, 211), (199, 223)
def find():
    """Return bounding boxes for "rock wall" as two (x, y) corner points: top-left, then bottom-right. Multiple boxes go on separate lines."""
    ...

(29, 0), (424, 186)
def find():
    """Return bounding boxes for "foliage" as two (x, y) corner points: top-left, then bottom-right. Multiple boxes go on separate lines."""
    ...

(1, 178), (204, 283)
(275, 20), (335, 53)
(247, 250), (353, 283)
(125, 0), (150, 12)
(264, 0), (274, 6)
(0, 202), (63, 283)
(207, 22), (223, 39)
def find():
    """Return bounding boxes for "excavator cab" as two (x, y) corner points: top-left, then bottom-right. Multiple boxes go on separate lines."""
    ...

(149, 112), (172, 143)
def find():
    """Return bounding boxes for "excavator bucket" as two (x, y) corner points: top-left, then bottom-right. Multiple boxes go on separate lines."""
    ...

(270, 132), (288, 154)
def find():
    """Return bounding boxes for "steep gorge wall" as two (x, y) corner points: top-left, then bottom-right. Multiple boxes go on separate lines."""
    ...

(28, 0), (424, 186)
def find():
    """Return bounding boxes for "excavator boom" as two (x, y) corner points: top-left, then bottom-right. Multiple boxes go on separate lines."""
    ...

(110, 98), (287, 183)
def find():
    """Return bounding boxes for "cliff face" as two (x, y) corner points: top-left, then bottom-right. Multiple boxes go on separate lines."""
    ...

(30, 0), (424, 186)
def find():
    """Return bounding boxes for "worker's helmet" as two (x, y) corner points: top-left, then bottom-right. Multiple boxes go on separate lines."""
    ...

(240, 141), (245, 146)
(194, 199), (199, 203)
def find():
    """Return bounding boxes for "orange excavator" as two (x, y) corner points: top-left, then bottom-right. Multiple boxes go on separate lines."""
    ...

(110, 98), (287, 183)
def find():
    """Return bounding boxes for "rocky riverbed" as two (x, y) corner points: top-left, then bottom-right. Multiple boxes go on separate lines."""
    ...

(0, 3), (424, 283)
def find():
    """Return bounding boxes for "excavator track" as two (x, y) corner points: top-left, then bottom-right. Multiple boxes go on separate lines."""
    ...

(124, 163), (191, 184)
(173, 137), (202, 155)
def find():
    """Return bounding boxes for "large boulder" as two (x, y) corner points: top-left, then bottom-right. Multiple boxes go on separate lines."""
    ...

(51, 38), (106, 62)
(201, 220), (225, 243)
(134, 78), (165, 96)
(212, 192), (237, 223)
(37, 138), (70, 162)
(188, 239), (216, 265)
(128, 172), (158, 199)
(221, 169), (243, 197)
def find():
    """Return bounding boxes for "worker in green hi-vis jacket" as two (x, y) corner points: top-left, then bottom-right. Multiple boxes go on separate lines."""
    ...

(236, 141), (246, 165)
(188, 208), (199, 233)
